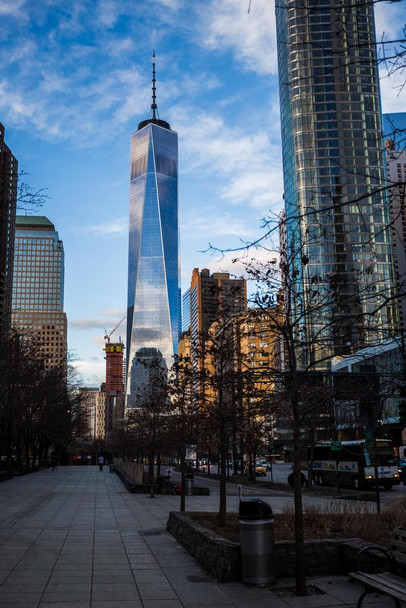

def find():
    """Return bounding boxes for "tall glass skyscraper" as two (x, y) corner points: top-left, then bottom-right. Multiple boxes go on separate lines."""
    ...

(126, 57), (180, 408)
(12, 216), (67, 371)
(276, 0), (397, 365)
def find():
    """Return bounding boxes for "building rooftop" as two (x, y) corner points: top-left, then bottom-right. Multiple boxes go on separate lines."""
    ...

(16, 216), (55, 230)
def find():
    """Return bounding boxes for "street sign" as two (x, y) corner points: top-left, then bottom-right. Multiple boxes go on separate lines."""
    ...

(331, 441), (342, 452)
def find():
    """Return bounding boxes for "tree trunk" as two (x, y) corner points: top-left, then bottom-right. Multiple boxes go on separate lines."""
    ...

(180, 445), (185, 512)
(218, 422), (227, 527)
(148, 454), (155, 498)
(293, 420), (306, 595)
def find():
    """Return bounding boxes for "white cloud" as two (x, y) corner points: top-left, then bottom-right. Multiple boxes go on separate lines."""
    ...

(70, 318), (110, 329)
(198, 0), (277, 75)
(374, 1), (405, 41)
(373, 1), (406, 110)
(174, 105), (283, 214)
(181, 246), (280, 297)
(73, 217), (127, 237)
(181, 211), (258, 240)
(73, 359), (105, 387)
(379, 69), (406, 112)
(0, 0), (27, 18)
(156, 0), (183, 9)
(97, 0), (121, 27)
(70, 311), (126, 330)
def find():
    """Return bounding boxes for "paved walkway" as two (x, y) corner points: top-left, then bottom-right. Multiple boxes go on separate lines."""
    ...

(0, 466), (402, 607)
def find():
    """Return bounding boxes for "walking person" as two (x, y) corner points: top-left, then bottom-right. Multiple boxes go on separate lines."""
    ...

(98, 455), (104, 471)
(51, 456), (58, 471)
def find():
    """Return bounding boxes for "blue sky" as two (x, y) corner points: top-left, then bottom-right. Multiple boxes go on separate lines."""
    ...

(1, 0), (405, 386)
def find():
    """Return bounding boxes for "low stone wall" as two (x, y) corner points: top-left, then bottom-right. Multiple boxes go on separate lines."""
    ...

(167, 512), (240, 582)
(166, 512), (405, 583)
(114, 460), (144, 484)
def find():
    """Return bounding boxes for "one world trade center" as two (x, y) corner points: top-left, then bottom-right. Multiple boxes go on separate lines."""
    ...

(126, 55), (180, 408)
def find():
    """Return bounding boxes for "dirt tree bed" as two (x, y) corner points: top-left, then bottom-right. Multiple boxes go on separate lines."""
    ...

(189, 497), (406, 546)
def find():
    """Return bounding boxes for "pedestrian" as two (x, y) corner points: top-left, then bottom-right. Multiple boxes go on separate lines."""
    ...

(51, 456), (58, 471)
(165, 468), (173, 479)
(98, 455), (104, 471)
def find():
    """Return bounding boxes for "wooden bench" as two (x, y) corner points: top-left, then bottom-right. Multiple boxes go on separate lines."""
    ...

(349, 528), (406, 607)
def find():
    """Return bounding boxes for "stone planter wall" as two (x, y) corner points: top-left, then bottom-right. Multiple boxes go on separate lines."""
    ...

(167, 512), (405, 583)
(167, 512), (240, 582)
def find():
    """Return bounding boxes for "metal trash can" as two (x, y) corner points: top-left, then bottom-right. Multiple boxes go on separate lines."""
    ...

(184, 473), (194, 496)
(109, 462), (114, 473)
(239, 498), (275, 585)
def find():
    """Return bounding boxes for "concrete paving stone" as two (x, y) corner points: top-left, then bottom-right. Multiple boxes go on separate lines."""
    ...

(159, 554), (202, 569)
(93, 555), (129, 565)
(0, 603), (39, 608)
(137, 586), (179, 601)
(0, 570), (12, 584)
(41, 590), (92, 602)
(180, 601), (235, 608)
(142, 602), (184, 608)
(91, 566), (133, 575)
(0, 591), (44, 602)
(39, 603), (90, 608)
(128, 554), (159, 567)
(311, 577), (364, 603)
(14, 563), (56, 571)
(0, 562), (20, 574)
(49, 575), (92, 584)
(1, 582), (47, 592)
(93, 548), (125, 554)
(45, 583), (91, 592)
(91, 602), (142, 608)
(6, 569), (51, 580)
(123, 545), (151, 554)
(91, 583), (140, 601)
(279, 593), (344, 607)
(132, 571), (170, 584)
(92, 573), (134, 584)
(233, 597), (290, 608)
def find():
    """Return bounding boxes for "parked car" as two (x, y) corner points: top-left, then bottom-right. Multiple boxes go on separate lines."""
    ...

(245, 463), (267, 476)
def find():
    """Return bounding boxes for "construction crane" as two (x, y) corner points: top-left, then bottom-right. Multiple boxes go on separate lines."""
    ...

(104, 316), (126, 343)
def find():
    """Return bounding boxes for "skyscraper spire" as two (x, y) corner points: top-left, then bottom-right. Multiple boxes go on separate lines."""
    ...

(138, 51), (171, 132)
(151, 51), (157, 120)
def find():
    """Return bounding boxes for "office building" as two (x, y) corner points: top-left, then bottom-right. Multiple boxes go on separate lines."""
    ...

(383, 112), (406, 329)
(126, 55), (180, 408)
(78, 388), (98, 441)
(189, 268), (247, 371)
(332, 338), (405, 445)
(12, 216), (67, 370)
(385, 137), (406, 329)
(104, 340), (125, 431)
(0, 124), (18, 343)
(182, 288), (191, 333)
(276, 0), (397, 364)
(98, 383), (107, 439)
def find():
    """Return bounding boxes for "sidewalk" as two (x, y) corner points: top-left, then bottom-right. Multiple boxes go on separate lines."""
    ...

(0, 466), (401, 607)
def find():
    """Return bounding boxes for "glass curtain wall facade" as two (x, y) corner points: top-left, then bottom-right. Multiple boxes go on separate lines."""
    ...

(12, 216), (67, 370)
(276, 0), (397, 366)
(126, 121), (180, 408)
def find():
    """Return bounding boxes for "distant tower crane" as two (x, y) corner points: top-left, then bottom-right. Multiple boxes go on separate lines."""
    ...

(104, 316), (126, 344)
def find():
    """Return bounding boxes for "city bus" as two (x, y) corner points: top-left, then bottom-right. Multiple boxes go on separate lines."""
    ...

(309, 439), (399, 490)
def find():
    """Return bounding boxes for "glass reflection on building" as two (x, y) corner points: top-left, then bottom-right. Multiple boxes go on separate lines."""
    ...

(276, 0), (398, 366)
(126, 115), (180, 408)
